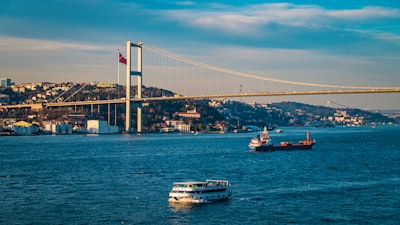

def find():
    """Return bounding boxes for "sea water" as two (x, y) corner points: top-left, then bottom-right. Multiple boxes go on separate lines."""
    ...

(1, 126), (399, 224)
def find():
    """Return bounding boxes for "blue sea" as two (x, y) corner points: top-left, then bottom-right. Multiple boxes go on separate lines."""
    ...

(1, 126), (399, 224)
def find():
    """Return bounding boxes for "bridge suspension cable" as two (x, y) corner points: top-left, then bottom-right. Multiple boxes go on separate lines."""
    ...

(143, 44), (397, 90)
(55, 45), (125, 102)
(50, 83), (78, 103)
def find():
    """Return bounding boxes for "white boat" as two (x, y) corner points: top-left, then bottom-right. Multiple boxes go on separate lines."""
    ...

(248, 126), (271, 150)
(168, 180), (232, 203)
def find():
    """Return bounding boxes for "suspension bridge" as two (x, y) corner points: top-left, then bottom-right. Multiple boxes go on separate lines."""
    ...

(1, 41), (399, 132)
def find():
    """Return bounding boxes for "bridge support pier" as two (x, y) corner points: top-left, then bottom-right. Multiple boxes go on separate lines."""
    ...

(137, 43), (142, 133)
(125, 41), (143, 133)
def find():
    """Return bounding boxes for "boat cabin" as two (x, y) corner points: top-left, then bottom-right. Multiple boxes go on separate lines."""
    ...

(171, 180), (229, 191)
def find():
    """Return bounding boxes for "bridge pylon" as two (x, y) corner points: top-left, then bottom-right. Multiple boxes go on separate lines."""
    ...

(125, 41), (142, 132)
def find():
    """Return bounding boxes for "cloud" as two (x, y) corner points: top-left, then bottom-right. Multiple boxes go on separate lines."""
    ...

(174, 1), (196, 7)
(164, 3), (400, 31)
(328, 6), (400, 20)
(159, 3), (400, 51)
(0, 36), (120, 83)
(0, 37), (106, 52)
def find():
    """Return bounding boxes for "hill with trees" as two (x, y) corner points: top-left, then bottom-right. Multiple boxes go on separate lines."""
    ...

(0, 83), (397, 133)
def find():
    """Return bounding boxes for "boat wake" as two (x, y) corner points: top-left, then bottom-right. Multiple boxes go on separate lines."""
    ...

(238, 196), (266, 201)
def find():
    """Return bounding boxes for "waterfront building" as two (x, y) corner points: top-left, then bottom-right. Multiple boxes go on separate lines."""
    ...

(175, 123), (191, 133)
(87, 120), (119, 134)
(43, 122), (73, 134)
(165, 120), (192, 133)
(12, 121), (39, 135)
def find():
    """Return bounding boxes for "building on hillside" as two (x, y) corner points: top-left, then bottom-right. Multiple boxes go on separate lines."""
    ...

(96, 82), (117, 88)
(334, 110), (364, 125)
(176, 108), (201, 119)
(0, 78), (11, 87)
(87, 120), (119, 134)
(0, 94), (9, 105)
(11, 85), (26, 93)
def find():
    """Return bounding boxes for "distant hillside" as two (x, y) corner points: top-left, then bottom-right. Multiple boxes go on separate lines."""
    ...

(1, 83), (396, 133)
(272, 101), (395, 124)
(209, 99), (396, 128)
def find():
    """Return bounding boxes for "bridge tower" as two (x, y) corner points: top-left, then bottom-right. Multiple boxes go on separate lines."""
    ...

(125, 41), (142, 132)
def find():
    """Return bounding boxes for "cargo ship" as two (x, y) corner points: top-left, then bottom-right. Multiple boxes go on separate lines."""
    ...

(249, 128), (315, 152)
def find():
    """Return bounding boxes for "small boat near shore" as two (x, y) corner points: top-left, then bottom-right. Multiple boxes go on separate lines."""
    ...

(276, 128), (283, 133)
(168, 180), (232, 203)
(249, 127), (315, 152)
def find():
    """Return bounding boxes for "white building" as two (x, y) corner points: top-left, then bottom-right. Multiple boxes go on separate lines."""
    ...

(87, 120), (119, 134)
(176, 108), (201, 119)
(176, 124), (191, 133)
(44, 122), (72, 134)
(165, 120), (191, 133)
(0, 78), (11, 87)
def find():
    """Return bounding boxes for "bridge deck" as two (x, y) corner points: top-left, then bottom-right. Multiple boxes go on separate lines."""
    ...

(1, 89), (399, 109)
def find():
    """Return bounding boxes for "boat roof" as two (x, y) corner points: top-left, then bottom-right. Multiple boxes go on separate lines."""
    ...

(173, 180), (229, 185)
(173, 181), (208, 185)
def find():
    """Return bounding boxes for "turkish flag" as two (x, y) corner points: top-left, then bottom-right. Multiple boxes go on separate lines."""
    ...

(119, 52), (127, 64)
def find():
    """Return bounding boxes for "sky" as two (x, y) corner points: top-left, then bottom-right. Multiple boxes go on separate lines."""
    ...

(0, 0), (399, 110)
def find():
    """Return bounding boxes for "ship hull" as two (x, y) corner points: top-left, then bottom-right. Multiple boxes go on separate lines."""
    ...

(251, 143), (314, 152)
(168, 192), (231, 203)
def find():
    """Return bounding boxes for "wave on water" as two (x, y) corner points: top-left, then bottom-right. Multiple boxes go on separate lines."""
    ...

(266, 177), (400, 195)
(238, 196), (266, 201)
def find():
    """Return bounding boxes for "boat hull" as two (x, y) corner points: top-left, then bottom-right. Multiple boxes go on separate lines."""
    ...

(168, 192), (231, 203)
(251, 143), (314, 152)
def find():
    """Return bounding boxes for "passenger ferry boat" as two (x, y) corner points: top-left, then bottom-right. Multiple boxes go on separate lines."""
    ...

(168, 180), (232, 203)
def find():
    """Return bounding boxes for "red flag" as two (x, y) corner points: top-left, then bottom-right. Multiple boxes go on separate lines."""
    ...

(119, 52), (127, 64)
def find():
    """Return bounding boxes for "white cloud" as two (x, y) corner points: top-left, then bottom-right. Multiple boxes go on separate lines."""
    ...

(174, 1), (196, 7)
(0, 37), (105, 52)
(192, 13), (261, 33)
(161, 3), (400, 33)
(0, 36), (119, 83)
(328, 6), (400, 20)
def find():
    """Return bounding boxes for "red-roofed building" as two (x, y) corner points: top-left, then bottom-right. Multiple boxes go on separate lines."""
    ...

(176, 108), (201, 119)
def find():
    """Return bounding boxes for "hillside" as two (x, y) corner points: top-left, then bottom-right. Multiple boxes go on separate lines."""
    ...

(1, 83), (396, 133)
(208, 99), (396, 129)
